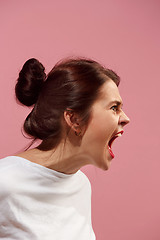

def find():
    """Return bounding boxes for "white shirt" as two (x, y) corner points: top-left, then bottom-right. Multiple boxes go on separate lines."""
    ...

(0, 156), (96, 240)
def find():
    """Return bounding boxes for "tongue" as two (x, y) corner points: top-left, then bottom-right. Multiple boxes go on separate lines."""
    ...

(108, 145), (115, 158)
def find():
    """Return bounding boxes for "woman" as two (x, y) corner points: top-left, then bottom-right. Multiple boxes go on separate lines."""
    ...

(0, 57), (130, 239)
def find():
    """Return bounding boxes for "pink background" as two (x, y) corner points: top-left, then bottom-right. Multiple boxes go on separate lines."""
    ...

(0, 0), (160, 239)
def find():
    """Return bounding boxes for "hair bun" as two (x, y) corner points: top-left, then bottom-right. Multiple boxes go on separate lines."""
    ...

(15, 58), (46, 106)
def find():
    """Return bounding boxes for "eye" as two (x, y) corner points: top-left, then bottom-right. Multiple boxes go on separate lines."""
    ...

(111, 105), (118, 112)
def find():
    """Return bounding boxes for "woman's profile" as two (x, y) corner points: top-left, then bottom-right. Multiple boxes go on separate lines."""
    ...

(0, 57), (130, 239)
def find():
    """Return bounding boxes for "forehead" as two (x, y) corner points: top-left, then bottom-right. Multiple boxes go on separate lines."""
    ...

(98, 79), (123, 103)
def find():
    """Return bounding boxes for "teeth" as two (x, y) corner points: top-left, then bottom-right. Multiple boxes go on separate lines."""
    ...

(115, 133), (122, 137)
(108, 131), (123, 148)
(118, 133), (122, 137)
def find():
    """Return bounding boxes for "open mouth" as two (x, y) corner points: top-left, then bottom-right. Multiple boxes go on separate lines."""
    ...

(108, 130), (124, 158)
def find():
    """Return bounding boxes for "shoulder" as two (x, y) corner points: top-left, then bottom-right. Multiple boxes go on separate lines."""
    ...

(78, 170), (91, 186)
(0, 156), (22, 176)
(0, 156), (34, 196)
(0, 156), (29, 175)
(75, 170), (92, 194)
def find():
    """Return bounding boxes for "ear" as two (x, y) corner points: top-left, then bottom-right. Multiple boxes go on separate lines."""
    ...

(64, 109), (81, 131)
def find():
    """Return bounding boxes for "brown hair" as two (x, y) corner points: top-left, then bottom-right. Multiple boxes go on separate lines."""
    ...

(15, 57), (120, 150)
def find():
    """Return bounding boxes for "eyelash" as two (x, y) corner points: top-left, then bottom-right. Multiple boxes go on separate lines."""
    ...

(111, 105), (119, 112)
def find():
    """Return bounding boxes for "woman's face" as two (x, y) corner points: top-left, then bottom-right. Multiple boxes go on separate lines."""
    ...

(81, 79), (130, 170)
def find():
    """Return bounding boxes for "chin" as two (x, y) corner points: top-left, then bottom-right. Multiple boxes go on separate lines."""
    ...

(91, 152), (111, 170)
(97, 158), (110, 171)
(102, 162), (110, 171)
(99, 151), (112, 170)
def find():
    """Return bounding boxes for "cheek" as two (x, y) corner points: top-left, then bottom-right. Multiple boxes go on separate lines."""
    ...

(91, 116), (117, 139)
(86, 121), (110, 145)
(84, 109), (119, 146)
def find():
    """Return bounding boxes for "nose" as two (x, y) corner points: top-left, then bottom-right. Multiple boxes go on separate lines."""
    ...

(119, 110), (130, 127)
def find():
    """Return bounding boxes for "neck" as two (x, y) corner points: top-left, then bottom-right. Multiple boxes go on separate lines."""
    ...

(16, 140), (91, 175)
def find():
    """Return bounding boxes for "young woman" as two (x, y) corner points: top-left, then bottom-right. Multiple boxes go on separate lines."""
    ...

(0, 57), (130, 239)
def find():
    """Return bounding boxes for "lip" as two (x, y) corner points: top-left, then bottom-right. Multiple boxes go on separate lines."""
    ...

(115, 130), (124, 136)
(108, 130), (124, 149)
(107, 130), (124, 159)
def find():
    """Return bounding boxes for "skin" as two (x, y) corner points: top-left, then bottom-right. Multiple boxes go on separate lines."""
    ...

(16, 79), (130, 174)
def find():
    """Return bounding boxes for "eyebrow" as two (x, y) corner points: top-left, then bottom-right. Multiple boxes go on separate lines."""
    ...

(109, 100), (123, 107)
